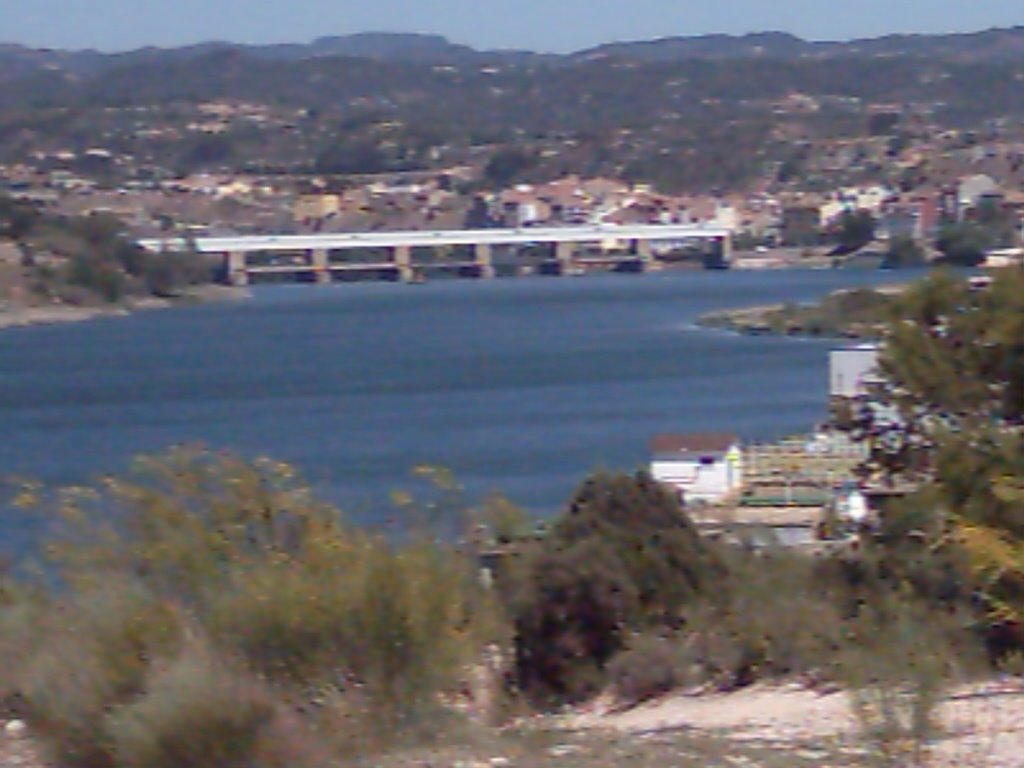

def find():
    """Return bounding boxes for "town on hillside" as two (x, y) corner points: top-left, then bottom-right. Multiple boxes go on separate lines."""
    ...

(2, 113), (1023, 242)
(4, 44), (1024, 283)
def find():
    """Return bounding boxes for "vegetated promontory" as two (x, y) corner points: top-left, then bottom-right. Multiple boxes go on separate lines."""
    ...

(697, 285), (900, 339)
(0, 194), (225, 326)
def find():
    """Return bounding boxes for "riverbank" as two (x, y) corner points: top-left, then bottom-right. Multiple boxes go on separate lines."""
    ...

(0, 284), (249, 331)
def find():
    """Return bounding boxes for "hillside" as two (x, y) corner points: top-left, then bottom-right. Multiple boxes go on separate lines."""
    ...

(0, 195), (216, 310)
(5, 26), (1024, 195)
(576, 26), (1024, 62)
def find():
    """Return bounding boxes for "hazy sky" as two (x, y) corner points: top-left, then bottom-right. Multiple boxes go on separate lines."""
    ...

(3, 0), (1023, 52)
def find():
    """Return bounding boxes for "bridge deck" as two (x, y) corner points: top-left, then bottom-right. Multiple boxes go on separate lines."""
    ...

(140, 224), (731, 254)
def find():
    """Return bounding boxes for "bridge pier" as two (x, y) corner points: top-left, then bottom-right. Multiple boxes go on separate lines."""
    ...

(392, 245), (415, 282)
(311, 248), (331, 284)
(227, 251), (249, 286)
(631, 239), (654, 271)
(473, 243), (495, 279)
(720, 233), (733, 265)
(555, 241), (574, 274)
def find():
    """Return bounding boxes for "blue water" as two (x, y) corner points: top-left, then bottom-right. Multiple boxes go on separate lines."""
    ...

(0, 269), (917, 545)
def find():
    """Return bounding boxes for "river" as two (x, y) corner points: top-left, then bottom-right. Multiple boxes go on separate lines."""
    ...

(0, 268), (920, 545)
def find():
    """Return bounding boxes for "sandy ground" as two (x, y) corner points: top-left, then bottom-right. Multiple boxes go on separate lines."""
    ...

(4, 681), (1024, 767)
(567, 679), (1024, 767)
(0, 722), (43, 768)
(0, 304), (131, 329)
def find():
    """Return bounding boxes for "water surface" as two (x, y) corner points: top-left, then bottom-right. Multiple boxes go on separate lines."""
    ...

(0, 269), (918, 542)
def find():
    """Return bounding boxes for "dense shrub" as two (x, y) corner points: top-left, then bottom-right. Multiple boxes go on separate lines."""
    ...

(752, 287), (896, 338)
(512, 471), (722, 706)
(108, 647), (322, 768)
(18, 588), (182, 768)
(679, 551), (846, 689)
(607, 634), (691, 706)
(838, 595), (970, 767)
(547, 471), (721, 624)
(206, 534), (491, 720)
(203, 559), (352, 686)
(0, 588), (50, 714)
(514, 538), (640, 705)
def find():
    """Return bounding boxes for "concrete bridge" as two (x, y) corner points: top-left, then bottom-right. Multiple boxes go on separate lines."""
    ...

(139, 224), (733, 285)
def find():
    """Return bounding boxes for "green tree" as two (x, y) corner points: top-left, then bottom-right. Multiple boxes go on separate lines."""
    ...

(846, 271), (1024, 651)
(3, 203), (214, 304)
(0, 194), (39, 240)
(315, 138), (388, 175)
(512, 471), (720, 705)
(834, 209), (877, 254)
(66, 254), (126, 303)
(882, 236), (926, 269)
(935, 221), (990, 267)
(882, 271), (1024, 429)
(974, 198), (1018, 249)
(482, 147), (536, 189)
(178, 133), (235, 171)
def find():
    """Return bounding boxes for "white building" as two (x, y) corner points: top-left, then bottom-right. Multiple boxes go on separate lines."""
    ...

(829, 344), (881, 398)
(650, 433), (743, 505)
(957, 174), (999, 218)
(821, 185), (893, 225)
(982, 248), (1024, 269)
(710, 201), (738, 231)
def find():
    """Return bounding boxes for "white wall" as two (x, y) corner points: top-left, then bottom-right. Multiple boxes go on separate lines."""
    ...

(830, 346), (880, 398)
(651, 452), (742, 504)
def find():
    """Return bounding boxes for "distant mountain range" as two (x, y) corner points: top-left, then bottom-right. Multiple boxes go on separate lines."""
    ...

(0, 33), (546, 82)
(5, 26), (1024, 81)
(575, 27), (1024, 63)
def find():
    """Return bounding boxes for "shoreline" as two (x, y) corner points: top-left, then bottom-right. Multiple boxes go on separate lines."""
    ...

(696, 283), (908, 339)
(0, 285), (250, 332)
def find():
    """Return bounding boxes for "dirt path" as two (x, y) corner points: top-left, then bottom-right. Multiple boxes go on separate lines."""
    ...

(6, 681), (1024, 767)
(566, 680), (1024, 767)
(566, 683), (855, 741)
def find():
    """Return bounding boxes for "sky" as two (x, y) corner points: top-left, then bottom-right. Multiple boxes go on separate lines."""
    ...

(2, 0), (1022, 53)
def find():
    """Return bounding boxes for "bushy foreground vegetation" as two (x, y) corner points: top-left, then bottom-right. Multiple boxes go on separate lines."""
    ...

(0, 455), (997, 767)
(0, 450), (504, 767)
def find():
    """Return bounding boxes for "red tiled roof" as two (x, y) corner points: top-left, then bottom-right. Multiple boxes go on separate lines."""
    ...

(650, 433), (740, 455)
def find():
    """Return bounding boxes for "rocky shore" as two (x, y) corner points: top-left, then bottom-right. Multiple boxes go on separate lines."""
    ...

(0, 285), (249, 332)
